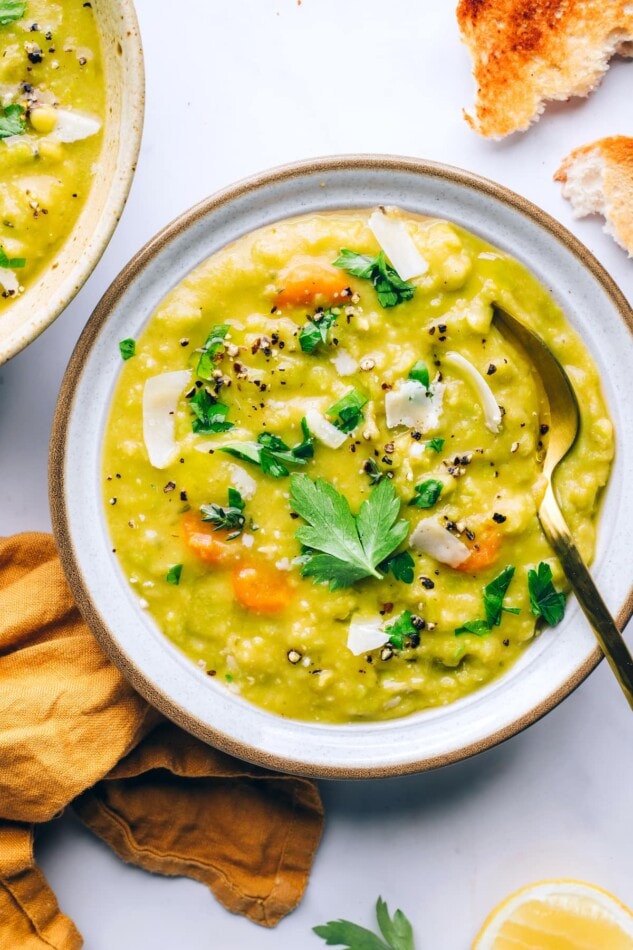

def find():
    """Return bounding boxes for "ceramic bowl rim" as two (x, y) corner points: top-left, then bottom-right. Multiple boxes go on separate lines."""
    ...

(49, 154), (633, 778)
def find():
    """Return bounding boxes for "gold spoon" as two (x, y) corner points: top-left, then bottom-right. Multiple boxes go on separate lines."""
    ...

(493, 305), (633, 709)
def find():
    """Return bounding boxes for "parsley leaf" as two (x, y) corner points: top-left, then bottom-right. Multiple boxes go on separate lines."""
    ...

(455, 619), (492, 637)
(221, 421), (312, 478)
(409, 479), (443, 509)
(188, 388), (233, 434)
(426, 438), (445, 453)
(298, 308), (338, 353)
(200, 487), (245, 539)
(0, 103), (25, 138)
(0, 247), (25, 268)
(381, 550), (415, 584)
(387, 610), (421, 648)
(118, 338), (136, 361)
(166, 564), (183, 585)
(314, 896), (415, 950)
(0, 1), (25, 27)
(196, 324), (229, 380)
(528, 561), (566, 626)
(290, 475), (409, 591)
(408, 360), (430, 390)
(455, 565), (519, 635)
(362, 458), (384, 485)
(327, 388), (368, 433)
(333, 249), (415, 308)
(484, 564), (519, 626)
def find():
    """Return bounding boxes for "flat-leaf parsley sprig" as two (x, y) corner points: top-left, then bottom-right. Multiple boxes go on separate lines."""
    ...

(333, 249), (415, 309)
(313, 896), (415, 949)
(289, 475), (409, 591)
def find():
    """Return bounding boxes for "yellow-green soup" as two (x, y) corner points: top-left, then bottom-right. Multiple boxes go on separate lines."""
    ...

(103, 210), (613, 723)
(0, 0), (104, 306)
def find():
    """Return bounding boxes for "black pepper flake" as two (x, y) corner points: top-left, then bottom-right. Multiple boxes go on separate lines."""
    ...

(379, 602), (394, 616)
(492, 512), (507, 523)
(438, 335), (447, 342)
(420, 576), (435, 590)
(486, 363), (497, 376)
(27, 48), (43, 64)
(109, 497), (117, 505)
(180, 338), (189, 347)
(411, 430), (422, 441)
(381, 456), (393, 466)
(411, 615), (425, 630)
(381, 382), (392, 391)
(384, 442), (395, 454)
(180, 490), (188, 501)
(206, 669), (217, 676)
(78, 56), (87, 65)
(289, 511), (299, 519)
(380, 645), (394, 661)
(503, 639), (510, 647)
(429, 326), (436, 335)
(163, 481), (176, 493)
(30, 22), (39, 31)
(540, 423), (549, 435)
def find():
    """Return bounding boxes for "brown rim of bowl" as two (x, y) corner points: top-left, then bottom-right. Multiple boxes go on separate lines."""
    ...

(0, 0), (145, 367)
(49, 154), (633, 780)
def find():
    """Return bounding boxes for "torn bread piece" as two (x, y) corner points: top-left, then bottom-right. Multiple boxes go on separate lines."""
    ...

(457, 0), (633, 139)
(555, 136), (633, 257)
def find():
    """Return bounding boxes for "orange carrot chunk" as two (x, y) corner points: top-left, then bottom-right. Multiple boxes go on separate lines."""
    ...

(455, 529), (501, 573)
(181, 512), (240, 565)
(232, 562), (294, 613)
(273, 260), (349, 309)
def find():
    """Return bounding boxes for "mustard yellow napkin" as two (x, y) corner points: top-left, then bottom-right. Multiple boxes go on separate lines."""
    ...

(0, 533), (324, 948)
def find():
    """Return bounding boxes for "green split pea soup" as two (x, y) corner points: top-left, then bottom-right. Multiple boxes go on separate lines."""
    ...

(103, 208), (613, 723)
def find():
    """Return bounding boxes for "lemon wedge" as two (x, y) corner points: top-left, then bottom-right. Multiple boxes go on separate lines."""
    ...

(473, 879), (633, 949)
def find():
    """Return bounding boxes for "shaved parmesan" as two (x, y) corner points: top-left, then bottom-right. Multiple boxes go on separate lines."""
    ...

(347, 617), (389, 656)
(227, 463), (257, 500)
(369, 210), (428, 280)
(443, 351), (502, 434)
(330, 348), (358, 376)
(142, 370), (190, 469)
(0, 269), (19, 295)
(385, 378), (444, 430)
(50, 109), (101, 143)
(305, 408), (347, 449)
(409, 520), (470, 568)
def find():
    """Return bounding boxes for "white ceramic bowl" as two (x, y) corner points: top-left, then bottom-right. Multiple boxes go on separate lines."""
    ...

(50, 156), (633, 778)
(0, 0), (144, 366)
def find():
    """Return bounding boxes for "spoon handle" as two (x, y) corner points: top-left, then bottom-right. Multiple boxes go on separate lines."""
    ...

(539, 485), (633, 710)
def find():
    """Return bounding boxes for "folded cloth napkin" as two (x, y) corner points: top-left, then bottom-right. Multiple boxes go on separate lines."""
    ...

(0, 533), (324, 948)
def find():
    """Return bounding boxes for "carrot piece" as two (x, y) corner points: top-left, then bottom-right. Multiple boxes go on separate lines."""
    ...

(455, 529), (501, 573)
(273, 260), (349, 309)
(181, 512), (240, 565)
(232, 562), (294, 613)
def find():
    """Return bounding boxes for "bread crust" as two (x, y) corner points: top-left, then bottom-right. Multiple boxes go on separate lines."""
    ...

(457, 0), (633, 138)
(555, 136), (633, 256)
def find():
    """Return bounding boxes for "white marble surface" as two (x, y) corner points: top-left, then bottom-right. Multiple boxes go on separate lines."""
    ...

(2, 1), (633, 947)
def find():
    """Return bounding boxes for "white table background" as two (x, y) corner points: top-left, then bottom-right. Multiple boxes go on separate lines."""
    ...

(2, 2), (632, 947)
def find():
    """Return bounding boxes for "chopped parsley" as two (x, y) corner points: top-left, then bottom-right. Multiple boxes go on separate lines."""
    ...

(0, 1), (26, 27)
(118, 337), (136, 361)
(327, 387), (368, 433)
(455, 565), (519, 636)
(387, 610), (421, 648)
(426, 438), (445, 453)
(200, 487), (245, 539)
(298, 308), (338, 353)
(0, 247), (25, 269)
(408, 360), (430, 390)
(0, 103), (25, 138)
(409, 479), (443, 509)
(289, 474), (409, 590)
(314, 896), (415, 950)
(381, 550), (415, 584)
(165, 564), (183, 585)
(528, 561), (566, 626)
(188, 388), (233, 434)
(221, 419), (313, 478)
(333, 248), (415, 308)
(196, 323), (229, 380)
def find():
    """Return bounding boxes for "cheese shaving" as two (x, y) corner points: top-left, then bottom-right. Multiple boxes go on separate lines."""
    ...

(51, 108), (102, 143)
(409, 520), (470, 568)
(443, 351), (502, 433)
(347, 616), (390, 656)
(305, 408), (348, 449)
(368, 209), (428, 281)
(385, 378), (444, 430)
(142, 370), (191, 469)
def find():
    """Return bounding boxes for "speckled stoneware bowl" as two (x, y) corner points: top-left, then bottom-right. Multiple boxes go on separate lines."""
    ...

(50, 156), (633, 779)
(0, 0), (144, 366)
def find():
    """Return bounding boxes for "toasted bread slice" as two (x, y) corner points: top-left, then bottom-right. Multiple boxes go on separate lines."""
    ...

(457, 0), (633, 139)
(555, 136), (633, 257)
